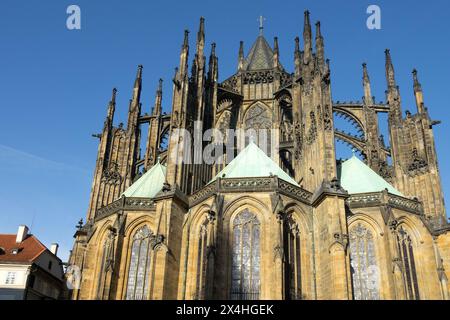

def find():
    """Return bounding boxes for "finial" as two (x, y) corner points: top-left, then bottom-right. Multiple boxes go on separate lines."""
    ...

(385, 49), (392, 63)
(412, 68), (422, 90)
(274, 37), (279, 52)
(362, 63), (369, 79)
(136, 65), (143, 79)
(211, 42), (216, 56)
(111, 87), (117, 102)
(76, 219), (83, 230)
(197, 17), (205, 44)
(183, 29), (189, 48)
(157, 156), (161, 163)
(315, 21), (322, 38)
(351, 148), (357, 156)
(158, 78), (163, 91)
(304, 10), (311, 26)
(258, 15), (266, 35)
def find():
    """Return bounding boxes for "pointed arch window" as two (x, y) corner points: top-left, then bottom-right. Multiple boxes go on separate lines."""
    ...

(230, 209), (260, 300)
(349, 223), (380, 300)
(96, 229), (115, 300)
(244, 103), (272, 156)
(397, 227), (420, 300)
(125, 226), (153, 300)
(195, 222), (208, 299)
(285, 219), (302, 300)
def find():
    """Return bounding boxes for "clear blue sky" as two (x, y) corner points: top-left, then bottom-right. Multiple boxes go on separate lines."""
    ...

(1, 0), (449, 261)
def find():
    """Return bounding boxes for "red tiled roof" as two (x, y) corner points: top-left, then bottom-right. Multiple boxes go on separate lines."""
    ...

(0, 234), (47, 264)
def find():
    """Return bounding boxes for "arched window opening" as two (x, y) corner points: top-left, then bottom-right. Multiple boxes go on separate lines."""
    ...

(195, 222), (208, 299)
(96, 229), (115, 300)
(125, 226), (153, 300)
(230, 209), (260, 300)
(280, 149), (295, 177)
(349, 223), (380, 300)
(244, 103), (272, 156)
(284, 218), (302, 300)
(397, 227), (420, 300)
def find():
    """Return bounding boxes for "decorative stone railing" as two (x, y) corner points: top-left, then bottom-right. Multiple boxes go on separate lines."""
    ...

(346, 191), (423, 215)
(95, 196), (156, 221)
(189, 177), (312, 207)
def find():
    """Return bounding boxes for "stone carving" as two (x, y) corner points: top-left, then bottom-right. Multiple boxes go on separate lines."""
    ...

(243, 71), (274, 85)
(102, 162), (122, 185)
(408, 148), (428, 173)
(306, 111), (317, 145)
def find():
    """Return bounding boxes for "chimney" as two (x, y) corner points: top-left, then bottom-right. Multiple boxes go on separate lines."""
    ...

(50, 243), (59, 256)
(16, 225), (29, 243)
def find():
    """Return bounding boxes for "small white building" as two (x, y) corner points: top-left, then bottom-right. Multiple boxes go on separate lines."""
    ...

(0, 225), (65, 300)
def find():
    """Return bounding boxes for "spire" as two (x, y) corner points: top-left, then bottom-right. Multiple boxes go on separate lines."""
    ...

(196, 17), (205, 59)
(294, 36), (301, 77)
(211, 42), (216, 57)
(303, 10), (312, 63)
(413, 68), (422, 92)
(153, 79), (163, 116)
(273, 37), (279, 69)
(238, 41), (244, 71)
(105, 88), (116, 128)
(315, 21), (325, 67)
(128, 65), (143, 130)
(208, 42), (218, 79)
(197, 17), (205, 45)
(385, 49), (396, 88)
(177, 30), (190, 79)
(132, 65), (143, 104)
(412, 69), (425, 113)
(385, 49), (402, 123)
(183, 29), (189, 49)
(362, 63), (374, 105)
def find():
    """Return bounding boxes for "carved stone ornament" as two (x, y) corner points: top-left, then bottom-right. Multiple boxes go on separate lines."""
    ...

(408, 148), (428, 173)
(306, 111), (317, 145)
(102, 162), (122, 185)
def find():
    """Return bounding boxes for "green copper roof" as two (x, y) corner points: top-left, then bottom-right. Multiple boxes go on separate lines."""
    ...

(211, 142), (299, 186)
(122, 161), (167, 198)
(338, 155), (402, 196)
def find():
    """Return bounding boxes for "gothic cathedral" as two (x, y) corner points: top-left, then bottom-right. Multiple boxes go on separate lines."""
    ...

(69, 12), (450, 300)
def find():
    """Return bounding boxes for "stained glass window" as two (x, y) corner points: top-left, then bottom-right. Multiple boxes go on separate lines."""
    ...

(349, 223), (380, 300)
(397, 227), (420, 300)
(230, 210), (260, 300)
(125, 226), (153, 300)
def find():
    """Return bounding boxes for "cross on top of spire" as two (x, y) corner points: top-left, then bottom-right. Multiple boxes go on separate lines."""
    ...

(258, 15), (266, 35)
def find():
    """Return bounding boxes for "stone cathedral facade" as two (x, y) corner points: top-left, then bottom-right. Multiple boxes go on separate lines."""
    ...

(69, 12), (450, 300)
